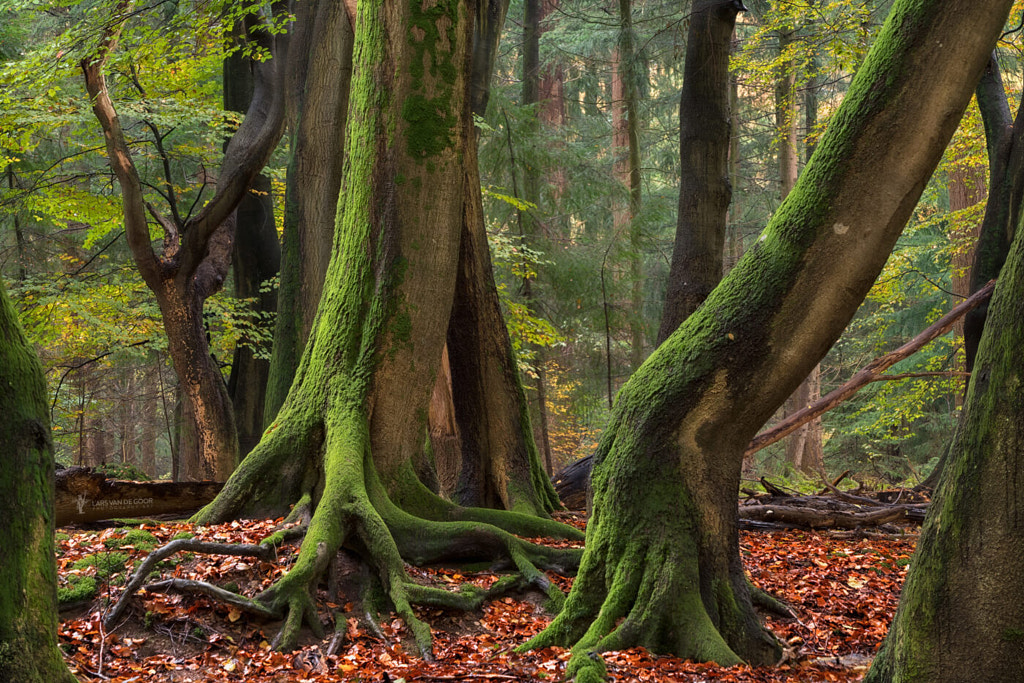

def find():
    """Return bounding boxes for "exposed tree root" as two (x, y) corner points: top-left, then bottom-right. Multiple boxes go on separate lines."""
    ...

(104, 538), (279, 628)
(750, 586), (796, 619)
(187, 388), (583, 656)
(145, 579), (280, 619)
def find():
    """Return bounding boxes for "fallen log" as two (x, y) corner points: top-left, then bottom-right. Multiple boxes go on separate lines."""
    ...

(738, 503), (920, 529)
(55, 467), (222, 526)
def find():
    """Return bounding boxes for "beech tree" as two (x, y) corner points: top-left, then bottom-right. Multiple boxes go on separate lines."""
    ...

(264, 0), (354, 421)
(523, 0), (1011, 678)
(81, 0), (289, 480)
(0, 279), (76, 683)
(657, 0), (743, 342)
(864, 57), (1024, 683)
(193, 0), (580, 651)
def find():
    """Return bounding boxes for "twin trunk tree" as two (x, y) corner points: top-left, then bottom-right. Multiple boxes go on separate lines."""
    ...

(525, 1), (1011, 680)
(193, 0), (575, 652)
(82, 1), (290, 481)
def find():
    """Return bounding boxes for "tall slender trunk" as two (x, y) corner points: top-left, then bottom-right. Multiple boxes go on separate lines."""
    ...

(658, 0), (740, 344)
(775, 27), (823, 474)
(264, 0), (353, 422)
(522, 0), (556, 475)
(616, 0), (645, 372)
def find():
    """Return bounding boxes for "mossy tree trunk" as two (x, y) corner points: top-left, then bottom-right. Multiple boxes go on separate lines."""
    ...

(0, 280), (76, 683)
(196, 0), (581, 652)
(263, 0), (354, 422)
(864, 92), (1024, 683)
(525, 1), (1011, 679)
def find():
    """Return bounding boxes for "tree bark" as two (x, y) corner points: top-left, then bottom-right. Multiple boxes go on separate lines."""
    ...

(81, 0), (288, 480)
(0, 279), (77, 683)
(964, 54), (1019, 372)
(526, 0), (1011, 676)
(224, 46), (282, 456)
(264, 0), (353, 422)
(438, 0), (562, 513)
(521, 0), (556, 477)
(195, 0), (581, 653)
(657, 0), (742, 344)
(865, 102), (1024, 683)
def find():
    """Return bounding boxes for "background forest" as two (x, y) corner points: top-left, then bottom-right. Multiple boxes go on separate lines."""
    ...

(0, 0), (1010, 487)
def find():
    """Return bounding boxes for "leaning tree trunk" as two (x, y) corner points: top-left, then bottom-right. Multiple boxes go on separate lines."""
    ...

(864, 99), (1024, 683)
(195, 0), (581, 652)
(525, 0), (1011, 678)
(917, 54), (1020, 490)
(657, 0), (741, 344)
(0, 280), (77, 683)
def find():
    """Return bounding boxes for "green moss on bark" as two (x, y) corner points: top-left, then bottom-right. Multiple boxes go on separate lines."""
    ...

(0, 281), (76, 683)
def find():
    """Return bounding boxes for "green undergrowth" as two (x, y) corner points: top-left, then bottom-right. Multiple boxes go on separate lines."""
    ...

(58, 574), (97, 605)
(103, 529), (158, 551)
(72, 551), (128, 579)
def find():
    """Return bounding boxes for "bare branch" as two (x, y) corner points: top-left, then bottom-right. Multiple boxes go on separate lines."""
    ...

(80, 1), (164, 285)
(746, 280), (996, 456)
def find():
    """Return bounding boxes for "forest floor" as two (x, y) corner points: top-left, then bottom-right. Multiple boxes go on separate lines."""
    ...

(56, 511), (913, 682)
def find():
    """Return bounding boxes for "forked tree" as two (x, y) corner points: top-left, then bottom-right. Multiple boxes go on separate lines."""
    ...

(81, 0), (290, 480)
(193, 0), (580, 652)
(523, 0), (1011, 679)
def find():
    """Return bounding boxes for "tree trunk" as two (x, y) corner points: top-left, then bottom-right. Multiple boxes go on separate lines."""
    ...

(521, 0), (556, 478)
(437, 0), (560, 512)
(525, 0), (1011, 676)
(965, 54), (1019, 372)
(774, 26), (823, 473)
(140, 376), (157, 477)
(865, 106), (1024, 683)
(196, 0), (581, 653)
(264, 0), (353, 422)
(657, 0), (741, 344)
(159, 280), (238, 481)
(223, 42), (281, 457)
(81, 1), (289, 481)
(0, 279), (77, 683)
(616, 0), (645, 372)
(918, 54), (1019, 490)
